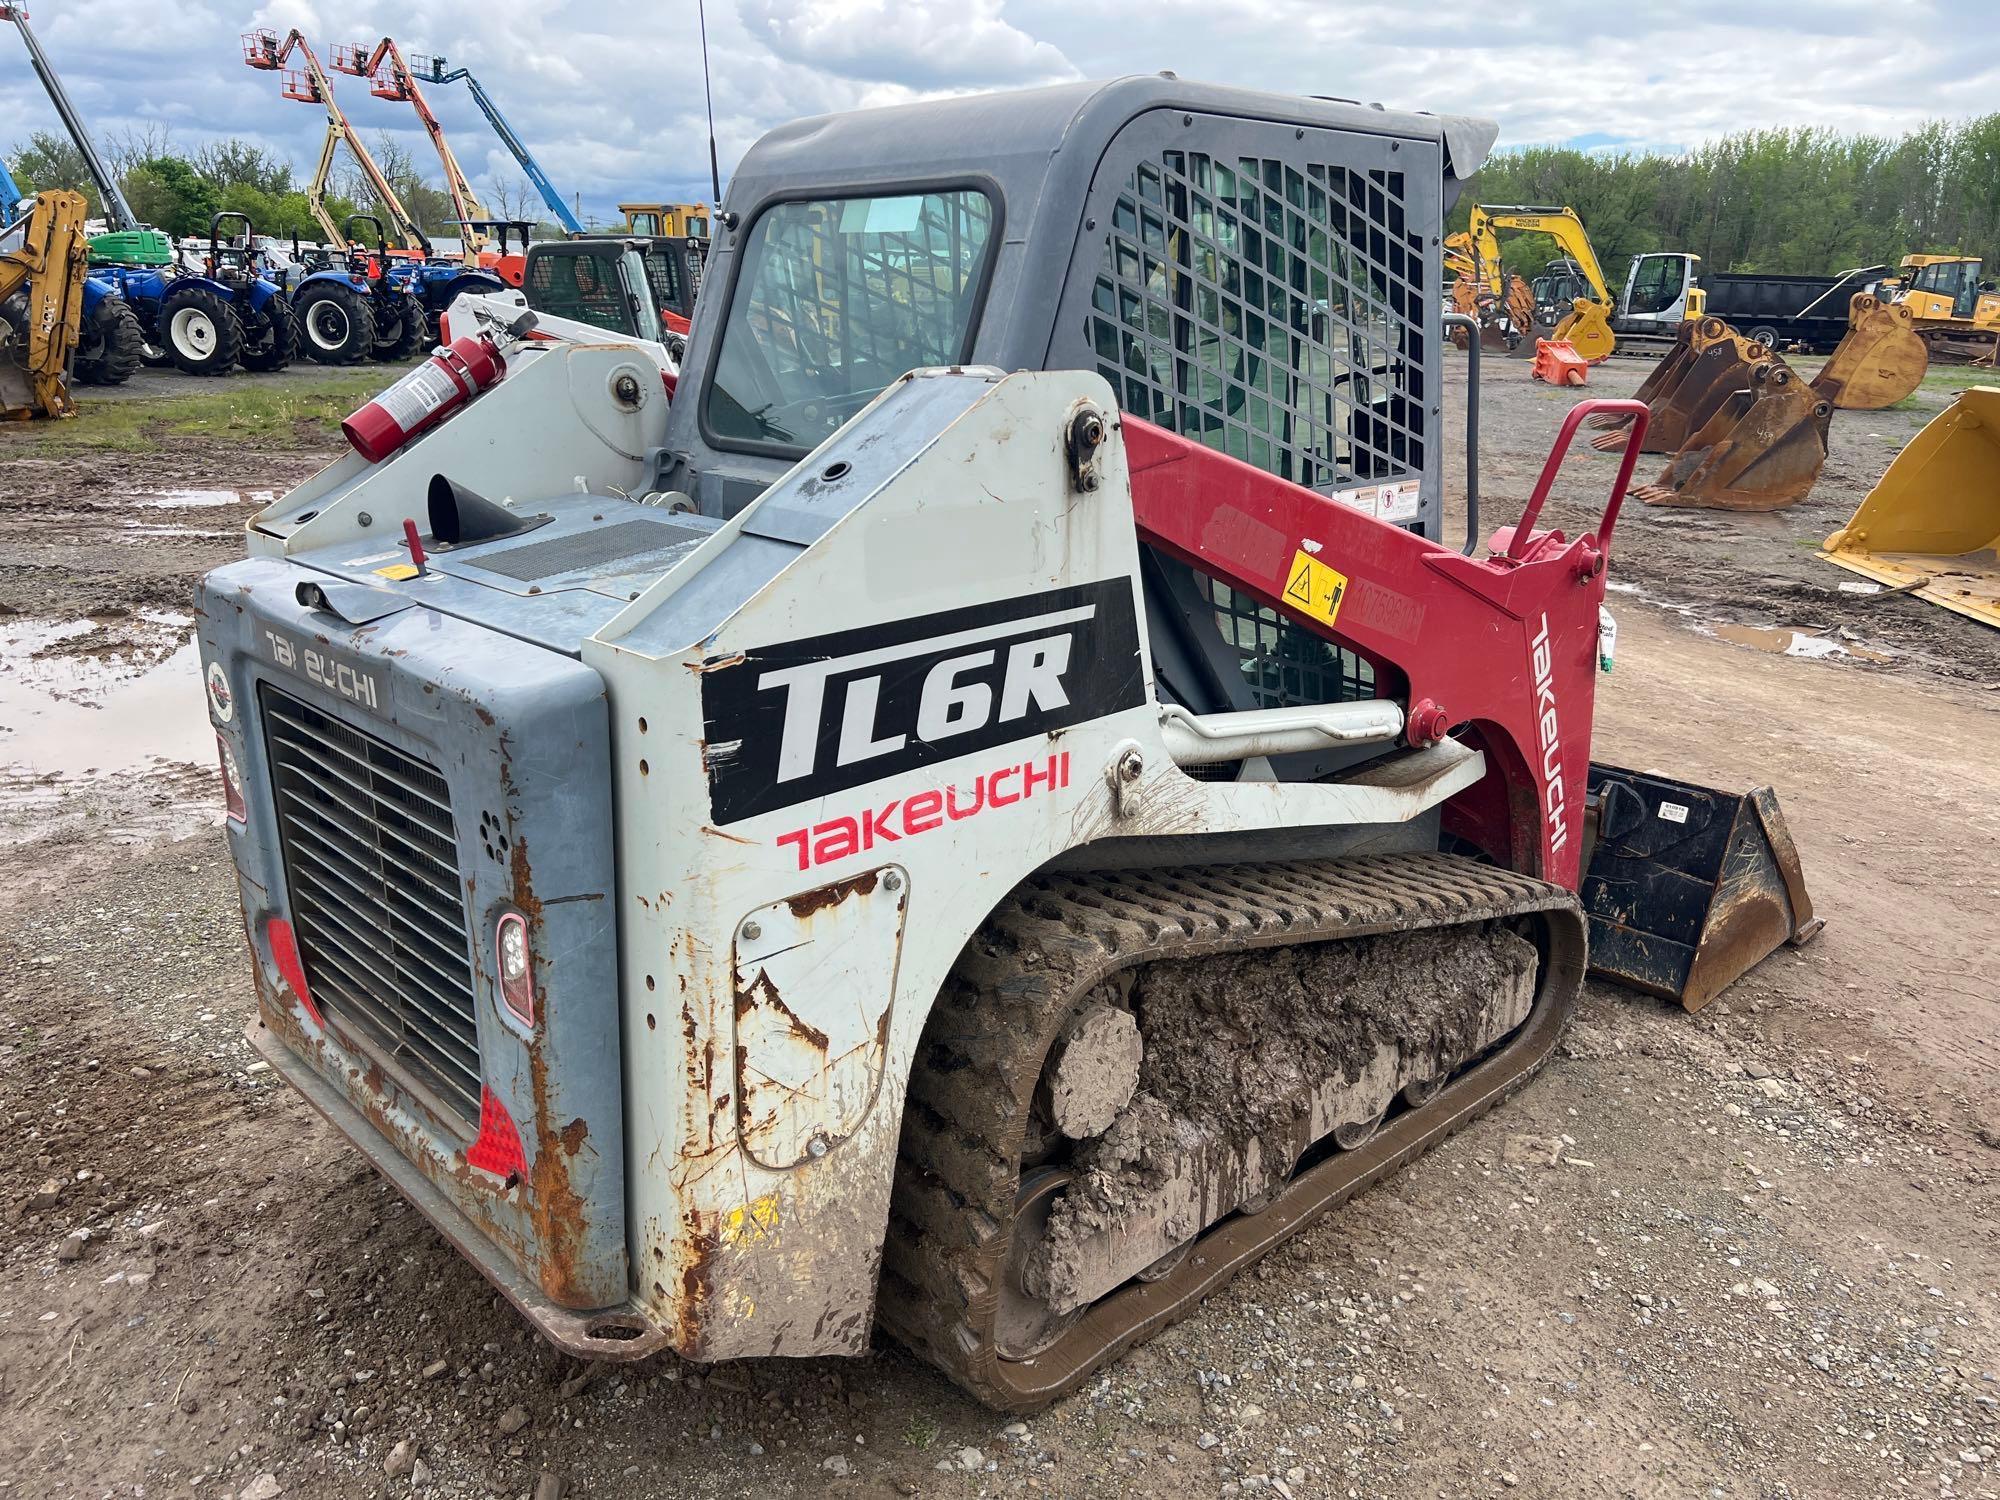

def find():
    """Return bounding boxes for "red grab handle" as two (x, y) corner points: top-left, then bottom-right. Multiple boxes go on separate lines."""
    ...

(1506, 397), (1652, 562)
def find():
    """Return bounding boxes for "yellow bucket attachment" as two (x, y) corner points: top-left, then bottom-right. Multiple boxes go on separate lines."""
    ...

(1552, 296), (1616, 361)
(1820, 385), (2000, 628)
(1589, 317), (1765, 453)
(1809, 293), (1927, 411)
(1633, 362), (1832, 511)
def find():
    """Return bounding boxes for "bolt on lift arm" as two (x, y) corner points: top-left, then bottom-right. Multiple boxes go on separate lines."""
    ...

(334, 39), (486, 261)
(1, 3), (139, 231)
(417, 55), (584, 236)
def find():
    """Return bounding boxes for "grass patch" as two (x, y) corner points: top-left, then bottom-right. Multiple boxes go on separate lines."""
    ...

(5, 371), (393, 454)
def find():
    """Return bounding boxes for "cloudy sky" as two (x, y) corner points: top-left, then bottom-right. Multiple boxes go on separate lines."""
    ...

(5, 0), (1997, 224)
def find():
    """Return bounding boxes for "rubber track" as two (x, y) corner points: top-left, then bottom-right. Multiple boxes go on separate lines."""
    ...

(877, 851), (1586, 1412)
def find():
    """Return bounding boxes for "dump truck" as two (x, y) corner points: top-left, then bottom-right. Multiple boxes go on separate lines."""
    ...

(194, 77), (1818, 1412)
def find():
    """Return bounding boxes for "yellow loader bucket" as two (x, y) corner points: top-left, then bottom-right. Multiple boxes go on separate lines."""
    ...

(1552, 297), (1616, 360)
(1820, 385), (2000, 627)
(1589, 318), (1767, 453)
(1632, 362), (1832, 512)
(1809, 294), (1927, 411)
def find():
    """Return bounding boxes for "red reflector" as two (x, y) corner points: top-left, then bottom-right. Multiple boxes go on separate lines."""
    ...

(466, 1086), (527, 1180)
(217, 733), (246, 821)
(265, 917), (323, 1027)
(661, 367), (677, 401)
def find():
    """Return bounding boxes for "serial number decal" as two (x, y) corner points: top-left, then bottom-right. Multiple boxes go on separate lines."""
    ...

(700, 579), (1143, 824)
(777, 752), (1072, 872)
(262, 628), (381, 711)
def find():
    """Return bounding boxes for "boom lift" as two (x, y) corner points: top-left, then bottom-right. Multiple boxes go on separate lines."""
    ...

(410, 54), (585, 237)
(331, 38), (491, 266)
(198, 78), (1819, 1416)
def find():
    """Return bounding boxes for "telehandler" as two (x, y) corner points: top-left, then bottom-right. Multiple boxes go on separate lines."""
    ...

(196, 77), (1818, 1411)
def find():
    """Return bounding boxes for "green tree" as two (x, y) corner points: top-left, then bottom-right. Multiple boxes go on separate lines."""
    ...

(124, 155), (220, 236)
(7, 129), (97, 212)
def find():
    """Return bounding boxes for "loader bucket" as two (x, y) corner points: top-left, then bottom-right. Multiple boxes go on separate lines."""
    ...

(1590, 320), (1768, 454)
(1582, 765), (1823, 1013)
(1632, 362), (1831, 511)
(1587, 317), (1728, 433)
(1820, 385), (2000, 628)
(1809, 294), (1927, 411)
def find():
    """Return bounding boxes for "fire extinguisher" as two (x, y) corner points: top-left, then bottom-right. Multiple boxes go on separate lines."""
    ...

(341, 333), (507, 464)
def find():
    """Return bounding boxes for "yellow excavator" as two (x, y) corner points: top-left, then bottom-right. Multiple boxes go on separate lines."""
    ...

(1446, 204), (1618, 359)
(0, 188), (89, 421)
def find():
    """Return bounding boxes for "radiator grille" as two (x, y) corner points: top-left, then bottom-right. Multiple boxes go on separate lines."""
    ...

(260, 685), (481, 1126)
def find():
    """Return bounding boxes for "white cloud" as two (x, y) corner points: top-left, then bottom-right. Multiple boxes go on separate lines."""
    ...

(3, 0), (1997, 224)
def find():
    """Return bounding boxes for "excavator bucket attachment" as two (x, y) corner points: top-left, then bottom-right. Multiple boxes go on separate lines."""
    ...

(1582, 766), (1823, 1013)
(1551, 297), (1615, 361)
(1632, 361), (1831, 511)
(1820, 385), (2000, 627)
(1589, 318), (1767, 453)
(1809, 293), (1927, 411)
(1504, 274), (1541, 360)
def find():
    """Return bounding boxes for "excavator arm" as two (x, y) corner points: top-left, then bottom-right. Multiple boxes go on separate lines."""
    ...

(0, 188), (88, 420)
(1455, 204), (1616, 359)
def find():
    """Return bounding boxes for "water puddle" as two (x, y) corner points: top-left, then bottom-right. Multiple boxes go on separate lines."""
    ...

(133, 487), (275, 509)
(1711, 623), (1893, 663)
(0, 616), (215, 827)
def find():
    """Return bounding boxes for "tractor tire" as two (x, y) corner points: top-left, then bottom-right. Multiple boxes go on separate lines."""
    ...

(159, 286), (245, 376)
(239, 297), (298, 373)
(0, 293), (26, 371)
(371, 293), (426, 362)
(294, 282), (377, 366)
(73, 298), (145, 386)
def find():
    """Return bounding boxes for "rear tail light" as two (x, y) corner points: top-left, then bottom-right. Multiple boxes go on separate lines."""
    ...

(496, 911), (534, 1027)
(217, 733), (246, 821)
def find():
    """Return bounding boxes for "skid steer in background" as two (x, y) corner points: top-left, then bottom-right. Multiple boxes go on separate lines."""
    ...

(1821, 385), (2000, 628)
(195, 77), (1819, 1413)
(0, 187), (88, 418)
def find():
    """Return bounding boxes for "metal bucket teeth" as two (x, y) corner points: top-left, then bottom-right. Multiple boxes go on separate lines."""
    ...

(1637, 363), (1832, 511)
(1810, 293), (1927, 411)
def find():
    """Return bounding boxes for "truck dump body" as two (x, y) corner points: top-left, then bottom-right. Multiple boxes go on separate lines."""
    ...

(1701, 266), (1889, 352)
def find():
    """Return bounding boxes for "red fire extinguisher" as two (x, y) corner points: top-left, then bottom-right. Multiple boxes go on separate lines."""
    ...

(341, 333), (506, 464)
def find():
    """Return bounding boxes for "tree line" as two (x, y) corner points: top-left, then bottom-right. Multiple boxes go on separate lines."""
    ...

(6, 125), (564, 242)
(1452, 114), (2000, 288)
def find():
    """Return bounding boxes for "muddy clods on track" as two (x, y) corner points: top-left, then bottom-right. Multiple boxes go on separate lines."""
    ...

(1032, 926), (1538, 1306)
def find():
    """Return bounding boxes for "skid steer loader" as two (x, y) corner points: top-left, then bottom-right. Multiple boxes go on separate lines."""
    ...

(194, 77), (1818, 1412)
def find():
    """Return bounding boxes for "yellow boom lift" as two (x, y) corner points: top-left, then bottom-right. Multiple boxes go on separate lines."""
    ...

(0, 188), (88, 420)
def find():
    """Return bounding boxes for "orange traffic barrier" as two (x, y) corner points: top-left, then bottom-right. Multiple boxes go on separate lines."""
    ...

(1532, 339), (1591, 386)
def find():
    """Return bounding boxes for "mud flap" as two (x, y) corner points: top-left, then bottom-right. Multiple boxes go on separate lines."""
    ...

(1581, 765), (1823, 1012)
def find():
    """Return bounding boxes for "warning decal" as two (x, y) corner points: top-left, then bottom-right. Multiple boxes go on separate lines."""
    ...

(1283, 549), (1349, 627)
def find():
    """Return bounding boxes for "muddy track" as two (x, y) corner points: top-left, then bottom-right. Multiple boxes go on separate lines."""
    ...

(878, 853), (1584, 1411)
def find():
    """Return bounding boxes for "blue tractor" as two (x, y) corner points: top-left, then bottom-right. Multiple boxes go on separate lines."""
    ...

(93, 212), (297, 375)
(290, 214), (429, 365)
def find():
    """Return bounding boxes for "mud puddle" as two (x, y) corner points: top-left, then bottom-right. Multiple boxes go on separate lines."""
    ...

(1708, 622), (1894, 663)
(0, 614), (215, 832)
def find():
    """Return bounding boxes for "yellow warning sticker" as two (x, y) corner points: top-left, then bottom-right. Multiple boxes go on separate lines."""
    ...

(372, 563), (420, 581)
(1283, 549), (1349, 626)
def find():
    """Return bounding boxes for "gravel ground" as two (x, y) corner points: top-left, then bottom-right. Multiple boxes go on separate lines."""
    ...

(0, 354), (1995, 1500)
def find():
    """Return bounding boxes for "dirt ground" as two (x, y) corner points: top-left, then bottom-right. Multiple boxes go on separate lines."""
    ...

(0, 356), (1994, 1500)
